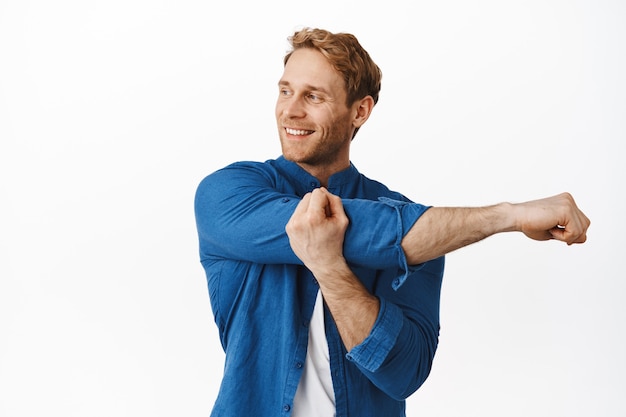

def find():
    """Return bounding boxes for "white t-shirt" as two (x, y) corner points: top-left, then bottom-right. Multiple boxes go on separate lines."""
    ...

(292, 291), (336, 416)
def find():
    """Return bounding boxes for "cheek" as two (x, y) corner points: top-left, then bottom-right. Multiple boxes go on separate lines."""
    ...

(329, 112), (353, 133)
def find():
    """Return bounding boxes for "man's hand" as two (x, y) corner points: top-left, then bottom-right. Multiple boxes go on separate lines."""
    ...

(285, 187), (349, 273)
(286, 187), (379, 351)
(514, 192), (590, 245)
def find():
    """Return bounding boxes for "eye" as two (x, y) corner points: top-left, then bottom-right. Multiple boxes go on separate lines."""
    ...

(307, 93), (322, 103)
(279, 88), (292, 97)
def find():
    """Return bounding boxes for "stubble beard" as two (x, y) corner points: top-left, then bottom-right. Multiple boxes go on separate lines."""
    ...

(279, 114), (353, 167)
(280, 131), (350, 167)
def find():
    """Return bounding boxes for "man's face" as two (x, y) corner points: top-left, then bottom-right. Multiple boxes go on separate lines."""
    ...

(275, 48), (357, 173)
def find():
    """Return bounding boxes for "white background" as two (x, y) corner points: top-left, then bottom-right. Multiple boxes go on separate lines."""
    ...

(1, 1), (624, 416)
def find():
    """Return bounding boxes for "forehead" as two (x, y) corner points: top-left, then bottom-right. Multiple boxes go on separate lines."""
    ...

(280, 48), (346, 94)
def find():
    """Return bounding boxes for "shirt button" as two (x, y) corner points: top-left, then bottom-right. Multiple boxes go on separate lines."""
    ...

(281, 197), (290, 203)
(302, 320), (309, 328)
(310, 181), (317, 188)
(393, 278), (400, 287)
(296, 361), (303, 368)
(283, 404), (291, 412)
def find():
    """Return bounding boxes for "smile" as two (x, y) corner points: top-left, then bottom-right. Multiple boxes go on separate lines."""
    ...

(285, 128), (314, 136)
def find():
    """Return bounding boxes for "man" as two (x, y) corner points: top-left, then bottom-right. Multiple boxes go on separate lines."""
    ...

(194, 27), (590, 417)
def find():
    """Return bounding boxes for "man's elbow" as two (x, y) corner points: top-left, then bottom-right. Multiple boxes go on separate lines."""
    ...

(368, 347), (435, 401)
(389, 359), (434, 401)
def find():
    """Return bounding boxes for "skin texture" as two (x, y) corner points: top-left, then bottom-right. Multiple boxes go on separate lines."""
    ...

(280, 46), (591, 351)
(276, 48), (374, 187)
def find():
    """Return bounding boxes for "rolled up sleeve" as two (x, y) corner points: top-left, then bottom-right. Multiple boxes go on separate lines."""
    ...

(345, 257), (445, 401)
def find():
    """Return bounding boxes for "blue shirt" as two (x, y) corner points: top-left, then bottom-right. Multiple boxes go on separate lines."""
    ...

(194, 156), (445, 417)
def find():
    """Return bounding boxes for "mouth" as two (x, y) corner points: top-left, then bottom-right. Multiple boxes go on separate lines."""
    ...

(285, 127), (315, 136)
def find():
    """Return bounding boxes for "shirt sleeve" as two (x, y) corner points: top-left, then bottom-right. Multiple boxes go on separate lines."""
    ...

(194, 162), (301, 265)
(344, 196), (429, 289)
(345, 256), (445, 400)
(194, 162), (429, 273)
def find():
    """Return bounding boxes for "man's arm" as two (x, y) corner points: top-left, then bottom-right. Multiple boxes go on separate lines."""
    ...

(401, 192), (591, 265)
(286, 188), (443, 399)
(285, 187), (379, 351)
(286, 189), (591, 351)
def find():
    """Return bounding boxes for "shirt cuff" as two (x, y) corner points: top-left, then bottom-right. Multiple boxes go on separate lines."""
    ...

(345, 297), (404, 372)
(377, 197), (430, 290)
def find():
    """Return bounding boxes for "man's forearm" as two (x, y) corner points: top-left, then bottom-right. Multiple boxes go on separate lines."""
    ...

(402, 192), (590, 265)
(285, 188), (381, 350)
(310, 260), (380, 352)
(402, 203), (515, 265)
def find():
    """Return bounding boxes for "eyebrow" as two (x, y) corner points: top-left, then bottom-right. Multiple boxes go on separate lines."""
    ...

(278, 80), (331, 96)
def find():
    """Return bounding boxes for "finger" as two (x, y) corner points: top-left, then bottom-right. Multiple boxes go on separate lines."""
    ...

(550, 221), (588, 245)
(286, 193), (314, 238)
(560, 201), (591, 245)
(549, 226), (566, 241)
(324, 191), (347, 220)
(309, 188), (331, 217)
(565, 222), (589, 244)
(570, 232), (587, 245)
(292, 192), (312, 217)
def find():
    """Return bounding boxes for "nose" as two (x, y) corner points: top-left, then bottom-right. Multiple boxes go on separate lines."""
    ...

(280, 95), (306, 118)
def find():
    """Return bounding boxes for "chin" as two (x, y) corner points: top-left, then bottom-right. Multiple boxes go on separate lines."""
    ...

(282, 151), (306, 164)
(280, 143), (306, 163)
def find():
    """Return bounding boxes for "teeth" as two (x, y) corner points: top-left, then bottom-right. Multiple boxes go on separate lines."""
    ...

(286, 128), (312, 136)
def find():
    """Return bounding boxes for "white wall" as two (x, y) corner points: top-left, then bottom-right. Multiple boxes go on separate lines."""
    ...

(1, 1), (624, 416)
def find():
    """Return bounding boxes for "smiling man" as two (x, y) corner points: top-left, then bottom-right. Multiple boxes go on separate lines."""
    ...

(194, 27), (590, 417)
(276, 47), (370, 183)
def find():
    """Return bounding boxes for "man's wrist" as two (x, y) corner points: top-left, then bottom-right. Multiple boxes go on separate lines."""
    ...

(493, 202), (518, 234)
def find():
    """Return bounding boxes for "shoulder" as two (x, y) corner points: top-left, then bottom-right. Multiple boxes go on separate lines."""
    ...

(356, 172), (413, 204)
(196, 159), (281, 192)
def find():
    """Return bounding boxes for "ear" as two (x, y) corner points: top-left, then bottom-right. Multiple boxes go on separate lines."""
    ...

(352, 95), (375, 129)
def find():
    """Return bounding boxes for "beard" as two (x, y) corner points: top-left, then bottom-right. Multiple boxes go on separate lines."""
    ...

(280, 129), (351, 168)
(283, 135), (343, 161)
(278, 114), (354, 167)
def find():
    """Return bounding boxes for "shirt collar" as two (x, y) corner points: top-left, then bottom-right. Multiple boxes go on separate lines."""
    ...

(274, 156), (361, 190)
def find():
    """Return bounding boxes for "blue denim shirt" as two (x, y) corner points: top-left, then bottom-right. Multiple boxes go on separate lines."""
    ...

(194, 156), (445, 417)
